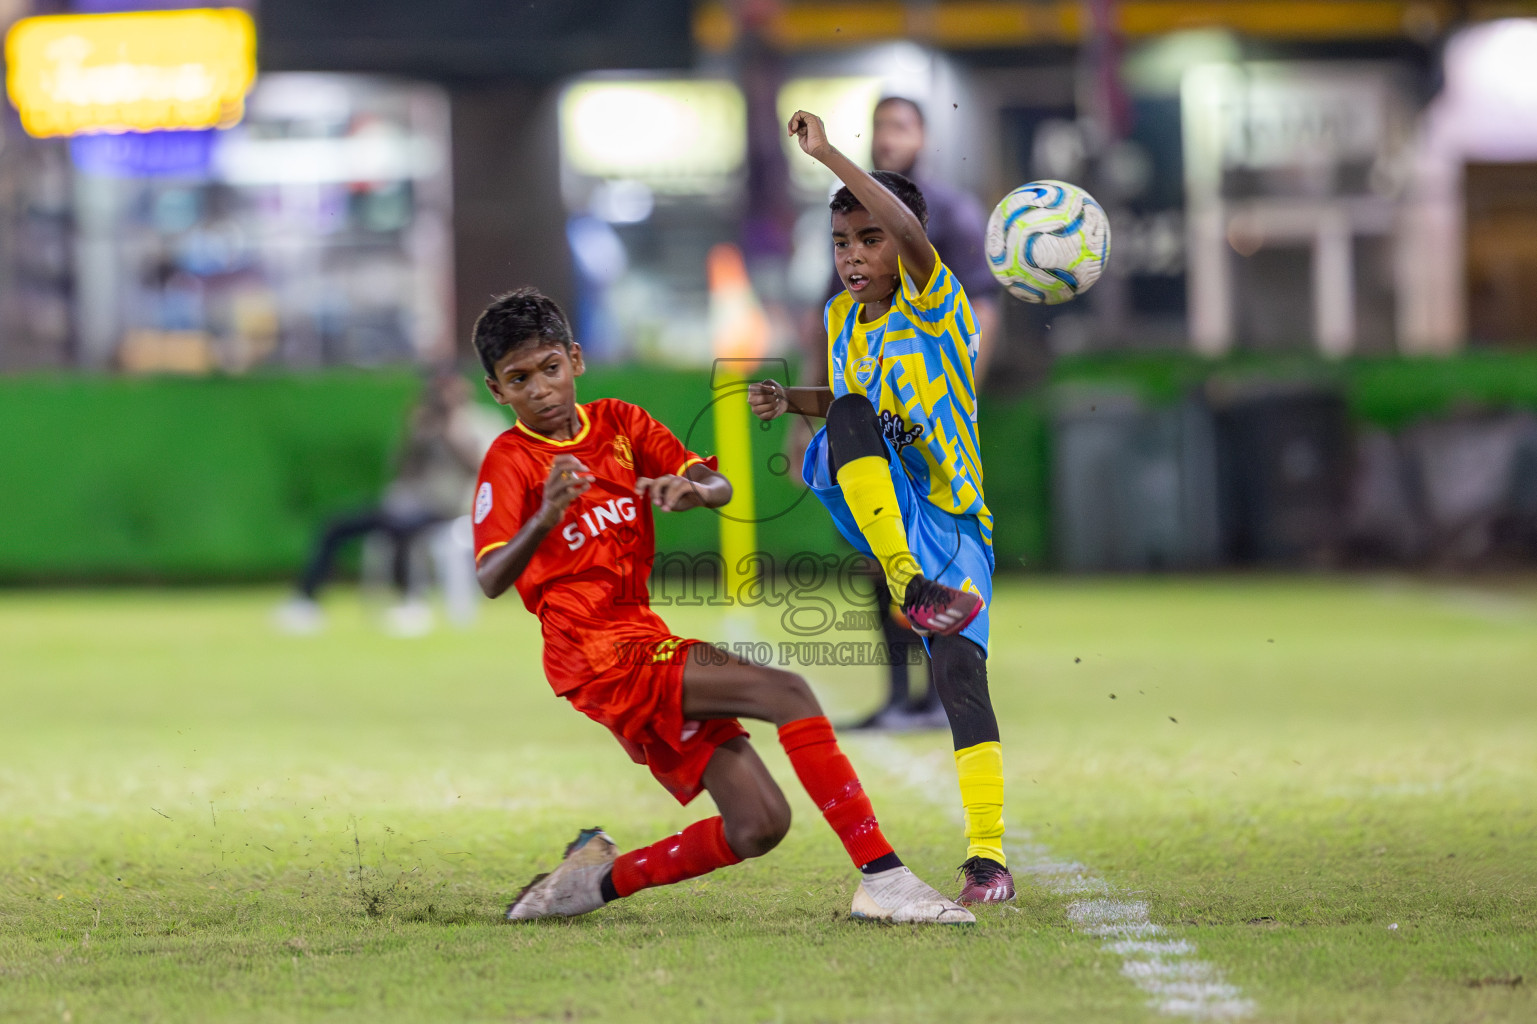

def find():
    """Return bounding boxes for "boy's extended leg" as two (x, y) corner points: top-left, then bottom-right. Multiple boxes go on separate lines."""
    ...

(506, 648), (972, 923)
(930, 635), (1015, 904)
(823, 394), (1014, 903)
(680, 649), (974, 923)
(603, 737), (784, 901)
(505, 738), (775, 921)
(824, 394), (982, 636)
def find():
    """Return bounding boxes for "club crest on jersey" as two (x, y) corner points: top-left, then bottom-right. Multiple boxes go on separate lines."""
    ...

(562, 496), (638, 551)
(474, 481), (492, 524)
(853, 356), (878, 389)
(612, 434), (634, 470)
(879, 409), (924, 452)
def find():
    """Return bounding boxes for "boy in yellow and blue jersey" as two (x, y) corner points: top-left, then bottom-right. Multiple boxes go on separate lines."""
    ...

(749, 110), (1013, 906)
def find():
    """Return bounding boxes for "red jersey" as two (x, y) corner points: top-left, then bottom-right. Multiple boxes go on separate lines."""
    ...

(472, 398), (714, 694)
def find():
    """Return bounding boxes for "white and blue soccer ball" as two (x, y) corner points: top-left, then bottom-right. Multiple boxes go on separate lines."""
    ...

(985, 180), (1111, 304)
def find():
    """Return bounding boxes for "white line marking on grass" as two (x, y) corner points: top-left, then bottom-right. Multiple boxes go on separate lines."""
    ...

(852, 736), (1255, 1021)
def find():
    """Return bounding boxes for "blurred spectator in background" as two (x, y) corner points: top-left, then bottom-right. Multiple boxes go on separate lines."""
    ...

(851, 96), (1002, 732)
(870, 96), (1001, 381)
(276, 370), (506, 636)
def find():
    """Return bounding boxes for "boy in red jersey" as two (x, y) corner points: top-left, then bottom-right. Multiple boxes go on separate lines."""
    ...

(472, 288), (970, 924)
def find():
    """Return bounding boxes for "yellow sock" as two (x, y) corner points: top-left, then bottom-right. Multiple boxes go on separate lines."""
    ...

(836, 455), (921, 591)
(955, 741), (1006, 865)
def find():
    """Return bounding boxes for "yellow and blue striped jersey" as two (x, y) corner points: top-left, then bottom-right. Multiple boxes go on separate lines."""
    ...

(825, 249), (991, 543)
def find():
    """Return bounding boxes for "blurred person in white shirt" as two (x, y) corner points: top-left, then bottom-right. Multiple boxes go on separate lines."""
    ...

(276, 369), (506, 636)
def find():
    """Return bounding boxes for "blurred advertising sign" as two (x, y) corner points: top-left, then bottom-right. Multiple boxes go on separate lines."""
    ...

(1180, 63), (1415, 358)
(212, 130), (444, 186)
(5, 8), (256, 138)
(560, 80), (745, 193)
(1182, 63), (1410, 193)
(70, 129), (216, 177)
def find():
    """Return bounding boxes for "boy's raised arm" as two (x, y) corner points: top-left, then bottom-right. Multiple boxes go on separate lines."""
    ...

(788, 109), (936, 289)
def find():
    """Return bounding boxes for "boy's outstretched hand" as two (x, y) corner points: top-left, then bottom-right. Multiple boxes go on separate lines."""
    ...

(537, 454), (593, 527)
(636, 474), (704, 512)
(788, 110), (831, 160)
(749, 379), (789, 422)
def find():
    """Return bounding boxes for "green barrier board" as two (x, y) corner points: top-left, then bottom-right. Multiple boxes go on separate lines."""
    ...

(6, 353), (1534, 581)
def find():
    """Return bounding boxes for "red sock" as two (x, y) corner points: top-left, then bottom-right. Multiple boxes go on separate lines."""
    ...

(778, 716), (896, 867)
(609, 816), (742, 899)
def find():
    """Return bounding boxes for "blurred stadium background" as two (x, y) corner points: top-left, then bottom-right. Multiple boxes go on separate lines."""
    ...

(3, 0), (1537, 585)
(3, 5), (1536, 1022)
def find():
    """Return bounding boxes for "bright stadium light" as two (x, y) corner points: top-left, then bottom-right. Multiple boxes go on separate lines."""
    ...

(1451, 18), (1537, 109)
(1436, 18), (1537, 159)
(4, 8), (257, 138)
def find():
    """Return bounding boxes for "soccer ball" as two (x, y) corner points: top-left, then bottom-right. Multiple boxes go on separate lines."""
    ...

(985, 180), (1111, 304)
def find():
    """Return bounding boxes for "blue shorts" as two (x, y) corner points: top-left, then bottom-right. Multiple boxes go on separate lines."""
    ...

(803, 426), (993, 654)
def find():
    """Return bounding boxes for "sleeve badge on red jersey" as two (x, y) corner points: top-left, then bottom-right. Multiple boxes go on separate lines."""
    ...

(474, 481), (493, 524)
(613, 434), (634, 470)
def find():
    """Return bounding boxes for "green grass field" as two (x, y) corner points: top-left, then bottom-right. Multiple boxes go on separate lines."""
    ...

(1, 578), (1534, 1023)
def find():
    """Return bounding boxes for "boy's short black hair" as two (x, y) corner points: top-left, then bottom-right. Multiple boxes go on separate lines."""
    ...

(830, 170), (928, 229)
(472, 287), (573, 375)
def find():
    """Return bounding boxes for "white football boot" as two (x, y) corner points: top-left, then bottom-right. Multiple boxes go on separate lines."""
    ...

(505, 828), (617, 921)
(851, 865), (976, 924)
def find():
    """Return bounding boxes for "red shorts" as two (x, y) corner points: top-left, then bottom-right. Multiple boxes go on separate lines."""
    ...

(563, 637), (748, 805)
